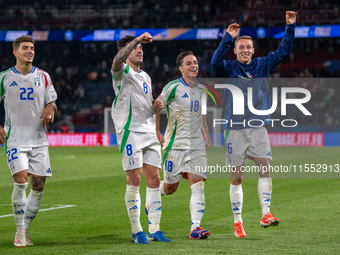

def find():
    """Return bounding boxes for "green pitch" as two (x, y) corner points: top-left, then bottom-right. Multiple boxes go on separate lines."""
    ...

(0, 146), (340, 254)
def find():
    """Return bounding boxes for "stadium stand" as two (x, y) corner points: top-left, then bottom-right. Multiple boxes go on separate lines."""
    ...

(0, 1), (340, 131)
(1, 0), (340, 29)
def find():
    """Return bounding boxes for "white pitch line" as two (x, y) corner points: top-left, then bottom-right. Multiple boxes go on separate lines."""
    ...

(0, 205), (76, 218)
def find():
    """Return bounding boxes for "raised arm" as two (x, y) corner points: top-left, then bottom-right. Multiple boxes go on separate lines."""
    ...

(211, 23), (240, 77)
(265, 11), (297, 74)
(111, 32), (153, 73)
(286, 10), (297, 25)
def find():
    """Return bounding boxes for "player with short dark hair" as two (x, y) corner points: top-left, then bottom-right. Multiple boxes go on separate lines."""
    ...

(154, 50), (212, 239)
(111, 33), (171, 244)
(0, 35), (57, 247)
(211, 11), (297, 237)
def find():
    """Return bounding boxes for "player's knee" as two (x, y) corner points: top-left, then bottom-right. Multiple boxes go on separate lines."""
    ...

(164, 184), (178, 195)
(153, 174), (160, 183)
(13, 171), (28, 184)
(165, 188), (175, 195)
(231, 178), (243, 185)
(31, 176), (46, 192)
(126, 169), (143, 186)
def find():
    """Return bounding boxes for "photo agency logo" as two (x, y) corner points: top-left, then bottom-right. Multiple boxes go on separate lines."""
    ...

(202, 83), (312, 128)
(200, 84), (223, 111)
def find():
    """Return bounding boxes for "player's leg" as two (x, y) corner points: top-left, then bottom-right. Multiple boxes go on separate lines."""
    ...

(253, 157), (280, 227)
(248, 127), (279, 227)
(24, 174), (46, 245)
(7, 147), (30, 247)
(24, 146), (52, 245)
(230, 166), (246, 237)
(143, 163), (172, 242)
(226, 130), (248, 237)
(126, 167), (145, 236)
(118, 130), (149, 244)
(187, 174), (210, 239)
(254, 157), (271, 216)
(161, 151), (182, 195)
(161, 182), (179, 195)
(186, 150), (209, 239)
(12, 171), (28, 247)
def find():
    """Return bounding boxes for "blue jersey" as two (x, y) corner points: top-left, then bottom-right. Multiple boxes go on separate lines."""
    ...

(211, 23), (296, 130)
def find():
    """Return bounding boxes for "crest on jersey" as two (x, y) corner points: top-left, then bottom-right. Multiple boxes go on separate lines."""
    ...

(129, 157), (135, 166)
(34, 77), (41, 87)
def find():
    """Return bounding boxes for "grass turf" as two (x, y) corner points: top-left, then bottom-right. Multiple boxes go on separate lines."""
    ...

(0, 146), (339, 254)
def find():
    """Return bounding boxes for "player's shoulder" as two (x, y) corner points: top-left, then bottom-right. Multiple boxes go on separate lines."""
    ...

(113, 63), (129, 74)
(197, 83), (208, 91)
(0, 67), (13, 78)
(140, 68), (151, 80)
(253, 56), (269, 66)
(35, 67), (50, 76)
(162, 78), (181, 93)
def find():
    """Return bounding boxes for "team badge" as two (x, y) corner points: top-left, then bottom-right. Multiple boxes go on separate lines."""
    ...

(129, 157), (135, 166)
(246, 72), (253, 78)
(34, 77), (41, 87)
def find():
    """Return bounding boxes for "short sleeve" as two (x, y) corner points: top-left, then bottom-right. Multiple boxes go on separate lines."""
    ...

(43, 72), (57, 104)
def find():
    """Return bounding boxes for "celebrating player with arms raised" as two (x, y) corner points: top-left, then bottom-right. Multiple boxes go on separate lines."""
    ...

(111, 33), (171, 244)
(211, 11), (297, 237)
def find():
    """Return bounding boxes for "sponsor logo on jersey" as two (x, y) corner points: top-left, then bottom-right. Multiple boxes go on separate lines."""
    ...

(9, 81), (18, 87)
(34, 77), (41, 87)
(155, 207), (162, 211)
(46, 168), (51, 173)
(182, 93), (189, 98)
(266, 151), (272, 156)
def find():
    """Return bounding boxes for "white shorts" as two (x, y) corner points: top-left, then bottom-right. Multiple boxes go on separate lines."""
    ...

(224, 127), (272, 167)
(163, 149), (207, 184)
(6, 146), (52, 177)
(117, 130), (162, 171)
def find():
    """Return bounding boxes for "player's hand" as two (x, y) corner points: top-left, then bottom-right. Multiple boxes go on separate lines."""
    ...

(153, 98), (164, 112)
(0, 125), (7, 145)
(205, 134), (212, 150)
(156, 131), (164, 147)
(227, 23), (240, 38)
(137, 32), (153, 44)
(286, 11), (297, 24)
(40, 103), (55, 124)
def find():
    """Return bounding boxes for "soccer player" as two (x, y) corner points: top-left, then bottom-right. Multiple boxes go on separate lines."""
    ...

(153, 51), (212, 239)
(111, 33), (171, 244)
(211, 11), (297, 237)
(0, 35), (57, 247)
